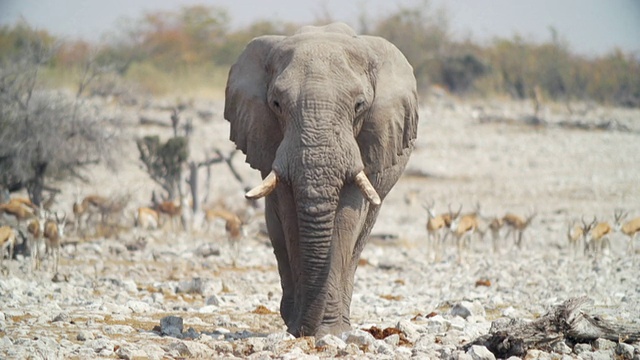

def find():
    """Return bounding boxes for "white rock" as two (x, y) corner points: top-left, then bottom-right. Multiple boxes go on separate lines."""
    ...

(76, 330), (94, 341)
(384, 333), (400, 346)
(122, 279), (138, 293)
(343, 329), (376, 349)
(127, 300), (151, 313)
(467, 345), (496, 360)
(198, 305), (218, 313)
(396, 319), (421, 342)
(103, 324), (135, 334)
(316, 334), (347, 349)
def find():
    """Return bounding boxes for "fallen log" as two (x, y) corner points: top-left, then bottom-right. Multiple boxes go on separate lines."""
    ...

(463, 297), (640, 358)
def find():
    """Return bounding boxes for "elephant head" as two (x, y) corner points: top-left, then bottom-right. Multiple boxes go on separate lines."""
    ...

(224, 22), (418, 337)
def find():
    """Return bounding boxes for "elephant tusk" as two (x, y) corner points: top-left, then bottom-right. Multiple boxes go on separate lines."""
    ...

(354, 171), (381, 206)
(245, 171), (278, 199)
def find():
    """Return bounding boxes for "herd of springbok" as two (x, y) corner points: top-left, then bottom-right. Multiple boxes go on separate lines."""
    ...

(422, 201), (640, 262)
(0, 194), (67, 274)
(0, 190), (249, 275)
(1, 189), (639, 274)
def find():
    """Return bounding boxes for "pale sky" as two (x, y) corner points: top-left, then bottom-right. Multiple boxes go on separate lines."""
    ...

(1, 0), (639, 56)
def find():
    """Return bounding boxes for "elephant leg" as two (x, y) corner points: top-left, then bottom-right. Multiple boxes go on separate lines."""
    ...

(316, 186), (380, 337)
(266, 188), (301, 328)
(342, 203), (381, 325)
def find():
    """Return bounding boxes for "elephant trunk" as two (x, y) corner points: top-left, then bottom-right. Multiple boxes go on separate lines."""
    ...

(290, 164), (342, 336)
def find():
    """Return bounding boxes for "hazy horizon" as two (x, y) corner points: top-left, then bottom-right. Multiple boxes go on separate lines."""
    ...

(1, 0), (639, 57)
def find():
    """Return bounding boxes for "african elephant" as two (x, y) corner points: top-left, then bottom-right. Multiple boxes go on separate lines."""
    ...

(224, 22), (418, 337)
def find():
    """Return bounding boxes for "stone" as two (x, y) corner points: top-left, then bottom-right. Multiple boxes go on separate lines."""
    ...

(86, 338), (114, 355)
(198, 305), (219, 313)
(103, 324), (135, 335)
(316, 334), (347, 350)
(206, 294), (221, 306)
(551, 340), (572, 354)
(339, 343), (362, 356)
(115, 344), (147, 360)
(523, 349), (553, 359)
(126, 300), (151, 313)
(176, 277), (205, 294)
(425, 314), (450, 334)
(76, 330), (94, 341)
(384, 333), (400, 346)
(52, 312), (70, 323)
(615, 342), (635, 359)
(396, 319), (421, 342)
(343, 329), (377, 349)
(574, 343), (593, 354)
(593, 338), (616, 350)
(467, 345), (496, 360)
(160, 316), (183, 338)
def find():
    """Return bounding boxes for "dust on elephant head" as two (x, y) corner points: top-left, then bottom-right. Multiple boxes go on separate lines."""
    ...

(224, 22), (418, 337)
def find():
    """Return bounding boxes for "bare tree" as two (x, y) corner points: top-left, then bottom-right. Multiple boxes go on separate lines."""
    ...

(0, 35), (122, 205)
(137, 135), (188, 201)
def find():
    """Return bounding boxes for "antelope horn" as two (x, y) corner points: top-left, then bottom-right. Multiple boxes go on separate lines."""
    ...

(245, 171), (278, 200)
(354, 171), (381, 206)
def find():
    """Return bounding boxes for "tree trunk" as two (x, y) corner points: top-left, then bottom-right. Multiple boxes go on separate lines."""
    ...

(464, 297), (640, 358)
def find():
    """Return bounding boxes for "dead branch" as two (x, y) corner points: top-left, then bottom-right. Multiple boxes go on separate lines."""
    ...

(464, 297), (640, 358)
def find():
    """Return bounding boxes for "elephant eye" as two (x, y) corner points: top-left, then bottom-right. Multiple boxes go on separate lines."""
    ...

(272, 100), (280, 109)
(354, 99), (365, 114)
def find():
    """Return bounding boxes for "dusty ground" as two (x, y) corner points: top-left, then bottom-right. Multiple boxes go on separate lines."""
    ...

(1, 92), (639, 359)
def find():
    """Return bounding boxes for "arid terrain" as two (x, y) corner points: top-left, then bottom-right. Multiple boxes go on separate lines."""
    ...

(1, 91), (639, 359)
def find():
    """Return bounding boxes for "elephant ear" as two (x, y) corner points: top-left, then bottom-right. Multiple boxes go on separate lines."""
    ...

(224, 35), (285, 175)
(358, 36), (418, 175)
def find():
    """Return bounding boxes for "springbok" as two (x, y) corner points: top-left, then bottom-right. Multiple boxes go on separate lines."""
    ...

(0, 202), (35, 228)
(488, 216), (504, 253)
(0, 226), (17, 272)
(566, 220), (584, 253)
(205, 208), (245, 265)
(134, 207), (160, 230)
(502, 211), (536, 248)
(613, 211), (640, 253)
(422, 200), (447, 261)
(73, 195), (110, 231)
(155, 200), (183, 231)
(447, 205), (479, 262)
(584, 211), (625, 255)
(27, 206), (48, 270)
(43, 211), (67, 273)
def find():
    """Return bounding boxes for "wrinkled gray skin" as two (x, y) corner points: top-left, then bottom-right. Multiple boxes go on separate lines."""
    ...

(224, 23), (418, 337)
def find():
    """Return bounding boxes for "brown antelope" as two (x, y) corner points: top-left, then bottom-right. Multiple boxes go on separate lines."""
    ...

(205, 208), (245, 265)
(502, 211), (536, 248)
(613, 211), (640, 253)
(205, 209), (244, 241)
(488, 216), (504, 253)
(0, 226), (17, 271)
(447, 205), (479, 262)
(0, 202), (36, 228)
(155, 200), (183, 231)
(134, 207), (160, 230)
(585, 211), (625, 255)
(566, 220), (584, 253)
(27, 206), (48, 270)
(7, 197), (37, 211)
(73, 195), (110, 231)
(422, 200), (447, 261)
(44, 211), (67, 273)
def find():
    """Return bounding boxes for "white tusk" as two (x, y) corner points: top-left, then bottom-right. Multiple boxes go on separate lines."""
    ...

(245, 171), (278, 199)
(354, 171), (381, 206)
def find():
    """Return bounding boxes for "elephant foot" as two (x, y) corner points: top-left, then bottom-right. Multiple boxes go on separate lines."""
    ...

(315, 321), (352, 338)
(286, 317), (351, 338)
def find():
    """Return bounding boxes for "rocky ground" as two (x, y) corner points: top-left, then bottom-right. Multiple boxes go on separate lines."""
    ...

(1, 92), (639, 359)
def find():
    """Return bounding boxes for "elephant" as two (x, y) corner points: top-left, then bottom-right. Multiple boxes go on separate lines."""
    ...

(224, 22), (418, 337)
